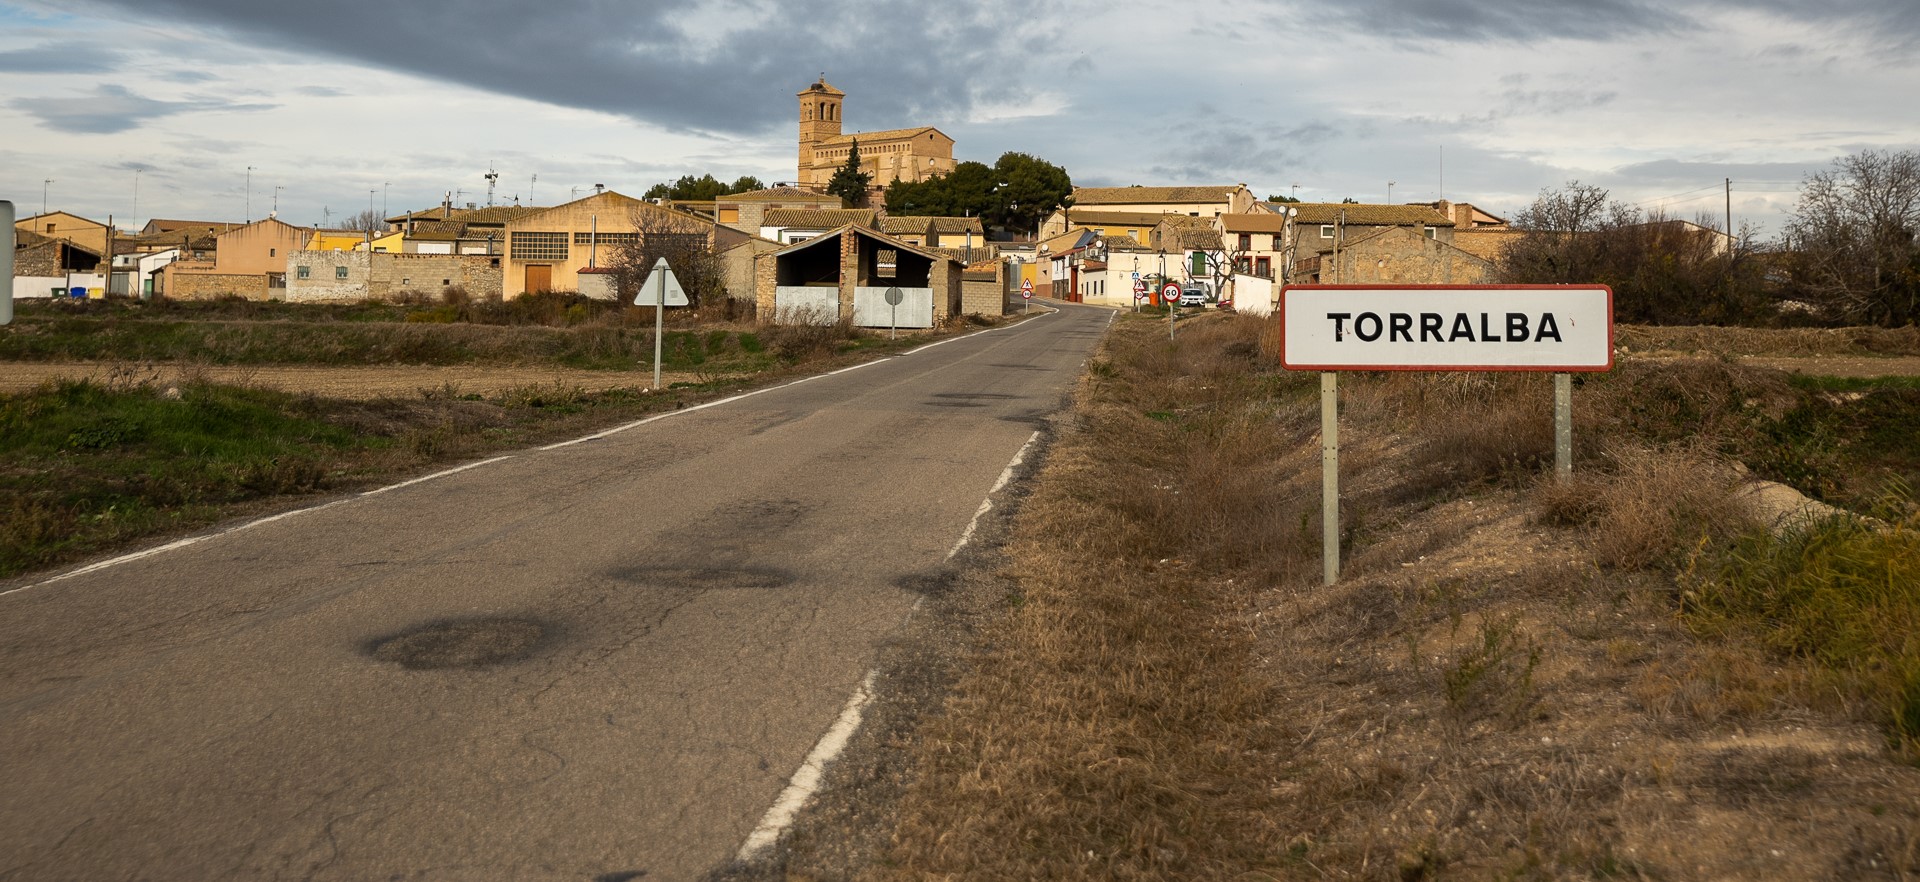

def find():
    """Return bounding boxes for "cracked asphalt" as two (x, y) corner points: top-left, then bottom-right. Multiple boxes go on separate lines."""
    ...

(0, 303), (1112, 881)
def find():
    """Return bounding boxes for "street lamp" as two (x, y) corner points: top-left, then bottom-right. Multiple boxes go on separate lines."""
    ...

(42, 179), (52, 216)
(246, 166), (254, 221)
(1387, 180), (1396, 204)
(132, 169), (141, 226)
(383, 182), (390, 217)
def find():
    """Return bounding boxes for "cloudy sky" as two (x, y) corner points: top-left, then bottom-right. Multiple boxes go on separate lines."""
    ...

(2, 0), (1915, 237)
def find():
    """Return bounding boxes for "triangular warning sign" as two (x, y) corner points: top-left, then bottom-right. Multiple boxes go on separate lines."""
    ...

(635, 257), (689, 306)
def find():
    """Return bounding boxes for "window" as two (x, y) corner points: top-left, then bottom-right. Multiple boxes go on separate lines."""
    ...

(1190, 252), (1206, 275)
(1255, 257), (1271, 277)
(269, 248), (276, 257)
(1272, 235), (1283, 251)
(510, 231), (569, 261)
(1234, 256), (1252, 274)
(45, 223), (55, 233)
(296, 265), (310, 279)
(443, 279), (451, 286)
(1424, 226), (1437, 239)
(1320, 225), (1335, 239)
(335, 266), (349, 279)
(574, 232), (640, 246)
(1237, 233), (1252, 251)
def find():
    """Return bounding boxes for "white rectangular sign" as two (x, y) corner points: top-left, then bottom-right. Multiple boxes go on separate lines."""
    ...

(1280, 285), (1613, 372)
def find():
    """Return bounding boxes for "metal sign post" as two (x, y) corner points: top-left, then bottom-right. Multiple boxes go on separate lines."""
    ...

(1133, 279), (1147, 314)
(0, 200), (13, 326)
(635, 257), (689, 389)
(1321, 372), (1340, 586)
(1160, 281), (1181, 340)
(884, 286), (903, 340)
(1279, 284), (1615, 584)
(1020, 278), (1034, 314)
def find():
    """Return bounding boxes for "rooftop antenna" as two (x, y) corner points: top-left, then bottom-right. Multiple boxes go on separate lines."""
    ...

(484, 165), (500, 207)
(530, 173), (538, 205)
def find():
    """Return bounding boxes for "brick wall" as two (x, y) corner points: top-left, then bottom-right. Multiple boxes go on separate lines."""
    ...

(285, 251), (504, 302)
(167, 271), (269, 300)
(961, 262), (1004, 316)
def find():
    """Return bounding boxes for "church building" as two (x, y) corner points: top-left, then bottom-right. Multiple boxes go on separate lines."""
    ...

(797, 78), (954, 192)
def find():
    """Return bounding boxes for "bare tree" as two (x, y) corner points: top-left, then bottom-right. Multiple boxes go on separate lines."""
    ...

(341, 208), (386, 233)
(606, 205), (727, 309)
(1782, 149), (1920, 326)
(1500, 182), (1770, 324)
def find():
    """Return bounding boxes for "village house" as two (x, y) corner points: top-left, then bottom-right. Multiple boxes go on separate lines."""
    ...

(500, 191), (742, 298)
(283, 250), (504, 302)
(796, 78), (954, 192)
(715, 186), (843, 234)
(386, 204), (538, 255)
(1040, 185), (1256, 237)
(756, 224), (965, 326)
(1301, 225), (1495, 286)
(155, 217), (312, 300)
(760, 208), (876, 245)
(15, 211), (109, 257)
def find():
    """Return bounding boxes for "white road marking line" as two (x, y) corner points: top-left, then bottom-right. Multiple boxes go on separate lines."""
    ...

(7, 314), (1078, 597)
(901, 308), (1052, 356)
(737, 669), (879, 861)
(2, 497), (353, 598)
(357, 455), (513, 496)
(946, 430), (1041, 561)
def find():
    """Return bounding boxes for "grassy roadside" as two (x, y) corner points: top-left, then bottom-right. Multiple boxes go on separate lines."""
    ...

(870, 312), (1920, 879)
(0, 302), (1008, 581)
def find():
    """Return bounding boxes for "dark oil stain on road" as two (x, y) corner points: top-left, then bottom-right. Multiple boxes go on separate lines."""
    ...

(609, 566), (796, 591)
(365, 617), (557, 669)
(894, 568), (958, 598)
(594, 871), (648, 881)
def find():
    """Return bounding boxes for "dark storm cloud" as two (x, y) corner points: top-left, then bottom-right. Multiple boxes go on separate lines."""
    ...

(62, 0), (1040, 136)
(0, 39), (125, 72)
(12, 84), (275, 133)
(1271, 0), (1698, 42)
(1270, 0), (1920, 47)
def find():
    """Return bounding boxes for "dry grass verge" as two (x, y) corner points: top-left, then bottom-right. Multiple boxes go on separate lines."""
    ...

(870, 312), (1920, 880)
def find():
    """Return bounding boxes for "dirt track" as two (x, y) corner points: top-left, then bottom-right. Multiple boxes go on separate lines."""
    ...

(0, 362), (711, 399)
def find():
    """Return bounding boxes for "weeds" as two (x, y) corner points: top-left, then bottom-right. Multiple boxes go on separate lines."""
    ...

(1684, 506), (1920, 749)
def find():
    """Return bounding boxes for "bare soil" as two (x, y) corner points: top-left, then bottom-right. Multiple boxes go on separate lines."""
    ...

(0, 361), (707, 398)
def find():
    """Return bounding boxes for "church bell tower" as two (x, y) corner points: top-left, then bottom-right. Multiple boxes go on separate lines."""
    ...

(797, 77), (845, 188)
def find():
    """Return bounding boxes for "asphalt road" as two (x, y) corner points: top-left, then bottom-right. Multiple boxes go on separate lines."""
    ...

(0, 303), (1112, 882)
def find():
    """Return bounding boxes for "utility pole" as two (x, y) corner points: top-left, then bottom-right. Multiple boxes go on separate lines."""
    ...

(273, 186), (284, 217)
(530, 173), (537, 205)
(246, 166), (254, 222)
(1387, 180), (1395, 204)
(1725, 178), (1733, 256)
(132, 169), (141, 227)
(42, 179), (52, 216)
(383, 181), (390, 217)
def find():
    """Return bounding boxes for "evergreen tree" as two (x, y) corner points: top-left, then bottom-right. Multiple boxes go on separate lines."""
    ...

(826, 138), (872, 207)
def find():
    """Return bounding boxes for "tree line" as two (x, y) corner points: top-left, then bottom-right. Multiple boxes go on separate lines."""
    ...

(1499, 149), (1920, 327)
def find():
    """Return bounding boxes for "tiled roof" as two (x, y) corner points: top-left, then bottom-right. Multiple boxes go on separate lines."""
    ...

(819, 126), (943, 145)
(724, 186), (838, 203)
(879, 216), (933, 234)
(927, 216), (984, 234)
(764, 208), (876, 229)
(1039, 228), (1095, 253)
(1066, 209), (1166, 227)
(143, 219), (238, 234)
(1171, 229), (1225, 250)
(388, 205), (539, 225)
(1219, 213), (1290, 233)
(1157, 215), (1215, 230)
(1073, 185), (1241, 206)
(799, 78), (845, 97)
(1287, 203), (1454, 226)
(1102, 234), (1146, 250)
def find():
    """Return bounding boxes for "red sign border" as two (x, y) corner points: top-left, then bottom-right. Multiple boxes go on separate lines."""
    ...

(1278, 284), (1615, 373)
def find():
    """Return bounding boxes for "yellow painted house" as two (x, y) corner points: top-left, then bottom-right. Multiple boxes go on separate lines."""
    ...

(305, 230), (366, 252)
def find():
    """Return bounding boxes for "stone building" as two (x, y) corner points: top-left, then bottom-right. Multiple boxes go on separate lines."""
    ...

(500, 191), (743, 297)
(796, 78), (954, 191)
(715, 186), (842, 234)
(284, 251), (504, 302)
(1302, 225), (1494, 285)
(755, 224), (965, 326)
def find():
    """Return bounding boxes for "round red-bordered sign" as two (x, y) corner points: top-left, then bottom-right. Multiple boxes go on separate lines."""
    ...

(1159, 282), (1181, 304)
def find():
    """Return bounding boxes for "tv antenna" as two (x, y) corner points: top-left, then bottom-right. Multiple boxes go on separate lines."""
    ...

(484, 165), (500, 207)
